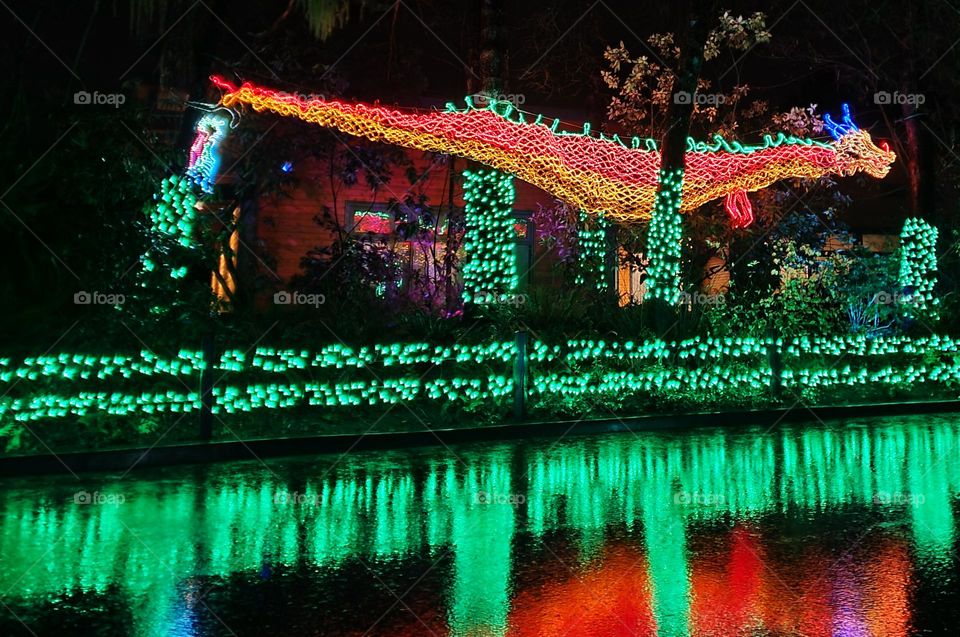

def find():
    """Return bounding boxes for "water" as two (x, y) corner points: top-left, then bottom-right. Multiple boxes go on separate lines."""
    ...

(1, 414), (959, 636)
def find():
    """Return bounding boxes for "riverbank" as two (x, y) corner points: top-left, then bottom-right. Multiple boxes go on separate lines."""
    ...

(3, 397), (959, 476)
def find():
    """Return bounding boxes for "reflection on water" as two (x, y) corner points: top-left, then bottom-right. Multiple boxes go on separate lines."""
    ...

(1, 415), (959, 636)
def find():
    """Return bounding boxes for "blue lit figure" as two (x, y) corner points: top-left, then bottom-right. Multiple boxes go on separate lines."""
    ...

(281, 161), (294, 173)
(186, 113), (230, 193)
(824, 103), (860, 141)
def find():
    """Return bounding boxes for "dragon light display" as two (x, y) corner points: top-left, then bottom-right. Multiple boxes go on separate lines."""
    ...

(204, 76), (895, 228)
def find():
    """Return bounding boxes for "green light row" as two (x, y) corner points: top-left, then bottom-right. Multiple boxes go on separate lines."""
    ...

(530, 336), (772, 364)
(213, 377), (513, 412)
(782, 361), (960, 388)
(4, 334), (958, 389)
(534, 367), (773, 396)
(222, 341), (516, 373)
(1, 390), (201, 422)
(2, 353), (958, 422)
(782, 334), (960, 358)
(0, 350), (205, 384)
(0, 377), (515, 420)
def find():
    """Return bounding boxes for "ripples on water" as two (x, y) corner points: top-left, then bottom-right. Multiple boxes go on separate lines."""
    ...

(1, 414), (958, 636)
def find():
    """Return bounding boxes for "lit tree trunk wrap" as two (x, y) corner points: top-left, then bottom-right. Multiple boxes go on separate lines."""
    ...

(644, 167), (685, 304)
(462, 168), (517, 304)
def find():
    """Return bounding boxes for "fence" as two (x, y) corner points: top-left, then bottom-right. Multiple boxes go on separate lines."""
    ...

(1, 334), (960, 438)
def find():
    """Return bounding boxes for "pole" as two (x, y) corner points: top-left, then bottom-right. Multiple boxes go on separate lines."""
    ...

(765, 327), (783, 400)
(199, 333), (215, 441)
(513, 330), (527, 420)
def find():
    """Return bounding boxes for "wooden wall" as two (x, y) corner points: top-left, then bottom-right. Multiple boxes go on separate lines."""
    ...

(255, 150), (562, 285)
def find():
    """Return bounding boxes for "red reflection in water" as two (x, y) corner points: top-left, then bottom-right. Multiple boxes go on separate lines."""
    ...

(507, 544), (657, 637)
(690, 529), (911, 637)
(690, 526), (767, 635)
(379, 529), (912, 636)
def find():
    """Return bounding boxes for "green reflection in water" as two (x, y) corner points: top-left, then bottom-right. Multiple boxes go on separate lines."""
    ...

(447, 454), (515, 637)
(642, 455), (690, 637)
(908, 423), (957, 575)
(0, 417), (957, 636)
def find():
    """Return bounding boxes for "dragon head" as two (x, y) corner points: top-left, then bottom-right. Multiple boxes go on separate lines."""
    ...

(826, 104), (896, 179)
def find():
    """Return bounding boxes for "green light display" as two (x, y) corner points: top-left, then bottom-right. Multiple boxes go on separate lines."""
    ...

(3, 334), (960, 421)
(0, 418), (956, 636)
(140, 173), (203, 286)
(575, 209), (609, 290)
(644, 168), (685, 304)
(462, 169), (518, 304)
(150, 175), (198, 249)
(898, 217), (939, 319)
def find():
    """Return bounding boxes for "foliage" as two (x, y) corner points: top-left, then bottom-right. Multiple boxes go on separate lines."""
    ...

(708, 240), (846, 336)
(601, 12), (770, 133)
(0, 104), (177, 351)
(707, 238), (903, 337)
(532, 199), (610, 289)
(843, 250), (899, 334)
(531, 200), (579, 265)
(601, 13), (855, 309)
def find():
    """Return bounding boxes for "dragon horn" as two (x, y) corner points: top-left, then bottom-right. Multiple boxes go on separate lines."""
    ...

(841, 103), (859, 131)
(824, 103), (860, 141)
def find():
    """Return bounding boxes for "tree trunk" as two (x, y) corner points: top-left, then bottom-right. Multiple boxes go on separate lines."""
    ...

(899, 2), (936, 220)
(648, 5), (711, 331)
(659, 14), (708, 173)
(478, 0), (505, 96)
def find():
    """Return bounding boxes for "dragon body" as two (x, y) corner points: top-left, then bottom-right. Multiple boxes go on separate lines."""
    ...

(208, 76), (895, 227)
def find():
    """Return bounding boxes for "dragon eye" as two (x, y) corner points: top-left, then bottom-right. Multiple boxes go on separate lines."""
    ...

(879, 140), (891, 152)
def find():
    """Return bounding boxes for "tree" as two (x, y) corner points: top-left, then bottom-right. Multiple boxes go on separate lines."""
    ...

(602, 10), (774, 327)
(773, 0), (960, 221)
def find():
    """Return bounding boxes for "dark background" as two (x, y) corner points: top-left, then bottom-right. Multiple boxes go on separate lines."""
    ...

(0, 0), (957, 345)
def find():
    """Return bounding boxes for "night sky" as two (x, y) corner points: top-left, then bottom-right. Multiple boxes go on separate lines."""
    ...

(2, 0), (955, 244)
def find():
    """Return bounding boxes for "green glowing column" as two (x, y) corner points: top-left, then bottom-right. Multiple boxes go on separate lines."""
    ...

(575, 209), (610, 291)
(462, 169), (518, 304)
(642, 456), (691, 637)
(907, 425), (955, 574)
(644, 167), (685, 305)
(898, 217), (939, 320)
(448, 459), (516, 637)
